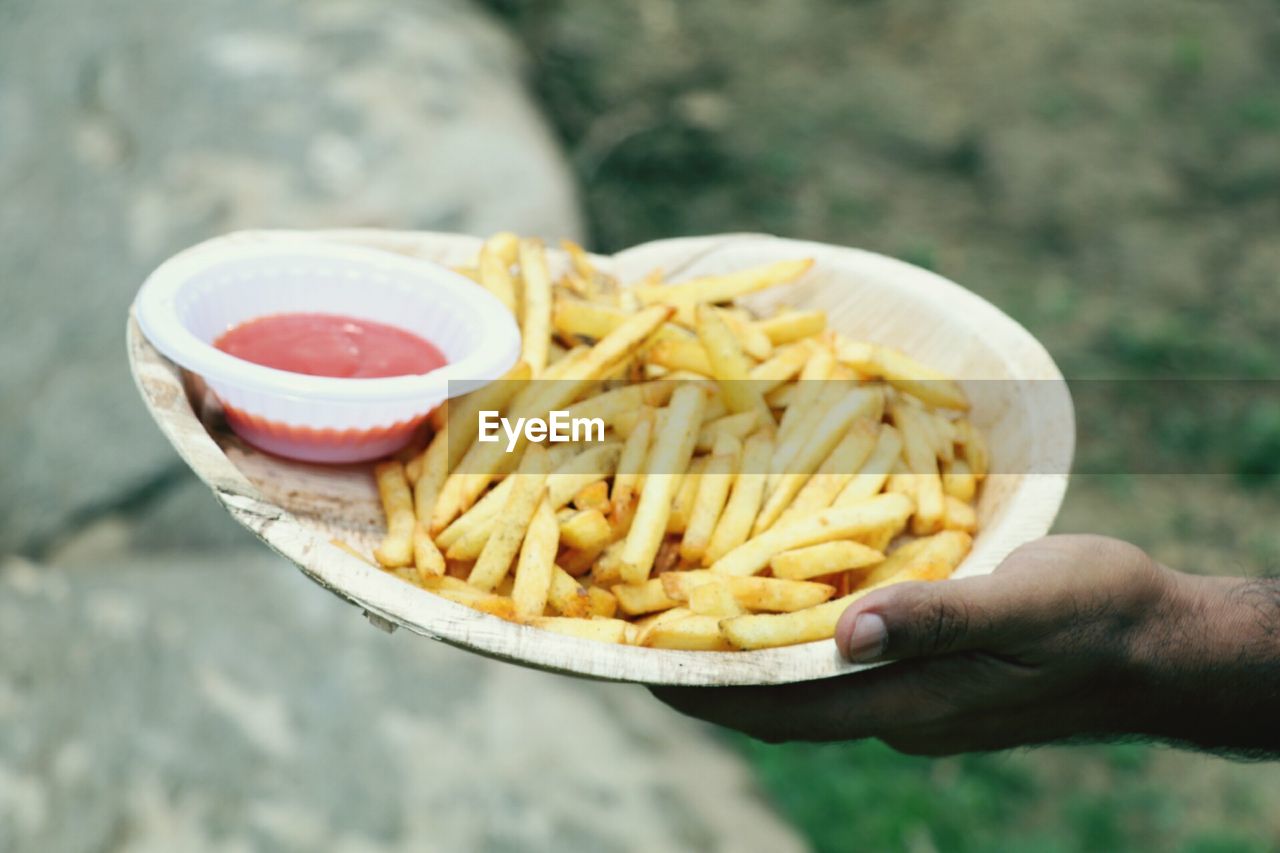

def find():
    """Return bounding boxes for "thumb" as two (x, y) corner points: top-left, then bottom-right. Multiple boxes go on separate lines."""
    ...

(834, 574), (1023, 663)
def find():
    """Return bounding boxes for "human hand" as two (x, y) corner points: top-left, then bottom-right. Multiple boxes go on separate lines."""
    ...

(653, 534), (1280, 755)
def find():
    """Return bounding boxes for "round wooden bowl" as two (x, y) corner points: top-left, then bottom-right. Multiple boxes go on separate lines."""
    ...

(128, 229), (1074, 686)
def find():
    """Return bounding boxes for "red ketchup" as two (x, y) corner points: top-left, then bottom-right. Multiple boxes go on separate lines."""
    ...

(214, 312), (447, 378)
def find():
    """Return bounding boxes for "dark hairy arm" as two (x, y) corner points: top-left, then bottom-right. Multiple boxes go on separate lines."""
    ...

(652, 535), (1280, 757)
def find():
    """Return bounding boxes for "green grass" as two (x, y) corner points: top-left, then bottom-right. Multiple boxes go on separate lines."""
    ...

(737, 737), (1275, 853)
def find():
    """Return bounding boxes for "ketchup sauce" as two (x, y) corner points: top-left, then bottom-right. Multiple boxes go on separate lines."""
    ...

(214, 313), (447, 379)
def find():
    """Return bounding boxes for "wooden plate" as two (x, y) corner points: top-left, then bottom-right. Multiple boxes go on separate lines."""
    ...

(128, 229), (1074, 685)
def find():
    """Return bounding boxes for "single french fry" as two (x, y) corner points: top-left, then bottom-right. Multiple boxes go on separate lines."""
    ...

(704, 431), (774, 565)
(587, 586), (618, 618)
(478, 237), (518, 314)
(770, 540), (885, 580)
(418, 573), (484, 594)
(405, 451), (426, 485)
(588, 540), (623, 585)
(631, 607), (692, 645)
(928, 412), (957, 464)
(643, 615), (733, 650)
(754, 309), (826, 345)
(553, 297), (619, 341)
(468, 445), (550, 591)
(511, 498), (559, 620)
(532, 616), (628, 644)
(668, 456), (708, 534)
(561, 238), (597, 279)
(423, 578), (519, 620)
(547, 566), (592, 617)
(559, 508), (612, 551)
(614, 577), (682, 616)
(413, 522), (446, 579)
(772, 419), (878, 529)
(635, 258), (813, 308)
(620, 384), (707, 583)
(612, 407), (654, 514)
(942, 458), (978, 502)
(688, 579), (746, 618)
(892, 400), (945, 535)
(720, 590), (867, 650)
(943, 495), (977, 533)
(711, 493), (913, 577)
(835, 425), (903, 505)
(573, 480), (612, 514)
(646, 338), (713, 376)
(680, 433), (741, 564)
(553, 295), (688, 343)
(886, 472), (918, 499)
(486, 231), (520, 266)
(954, 419), (990, 479)
(837, 341), (969, 411)
(517, 238), (553, 375)
(569, 304), (678, 382)
(696, 305), (771, 420)
(747, 342), (810, 392)
(662, 571), (835, 612)
(373, 461), (415, 568)
(558, 545), (604, 577)
(721, 310), (773, 361)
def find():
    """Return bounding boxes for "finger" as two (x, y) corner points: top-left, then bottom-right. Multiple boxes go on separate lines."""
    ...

(834, 571), (1053, 664)
(835, 534), (1168, 664)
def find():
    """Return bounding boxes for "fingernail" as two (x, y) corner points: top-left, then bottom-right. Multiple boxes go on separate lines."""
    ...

(845, 613), (888, 662)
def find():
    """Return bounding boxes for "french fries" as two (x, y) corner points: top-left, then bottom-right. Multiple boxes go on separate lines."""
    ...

(679, 433), (740, 564)
(711, 494), (914, 577)
(696, 305), (771, 420)
(468, 445), (550, 591)
(372, 461), (415, 568)
(517, 239), (553, 375)
(511, 498), (559, 620)
(365, 234), (987, 650)
(661, 571), (836, 612)
(620, 383), (706, 583)
(770, 540), (885, 580)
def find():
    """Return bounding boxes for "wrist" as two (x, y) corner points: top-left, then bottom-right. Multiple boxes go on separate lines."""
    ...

(1127, 567), (1280, 753)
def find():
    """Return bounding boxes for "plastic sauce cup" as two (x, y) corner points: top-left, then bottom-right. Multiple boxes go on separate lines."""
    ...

(134, 240), (520, 463)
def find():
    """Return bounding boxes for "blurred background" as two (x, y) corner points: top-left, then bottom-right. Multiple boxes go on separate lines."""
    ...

(4, 0), (1280, 850)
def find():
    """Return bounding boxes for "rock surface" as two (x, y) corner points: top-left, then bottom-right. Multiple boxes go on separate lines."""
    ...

(0, 0), (582, 555)
(0, 554), (803, 853)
